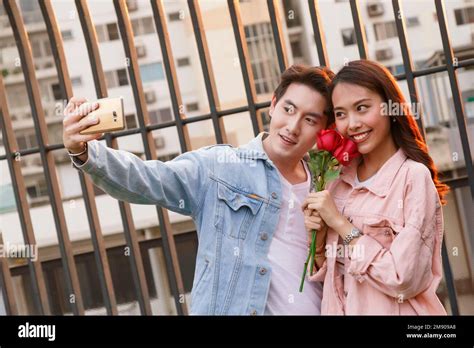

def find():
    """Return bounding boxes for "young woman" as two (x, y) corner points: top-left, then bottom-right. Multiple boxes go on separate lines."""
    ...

(303, 60), (449, 315)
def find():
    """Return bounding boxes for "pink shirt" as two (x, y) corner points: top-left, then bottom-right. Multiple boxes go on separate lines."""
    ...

(309, 148), (447, 315)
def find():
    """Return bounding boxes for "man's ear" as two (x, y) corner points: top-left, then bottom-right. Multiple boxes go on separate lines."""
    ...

(269, 94), (277, 117)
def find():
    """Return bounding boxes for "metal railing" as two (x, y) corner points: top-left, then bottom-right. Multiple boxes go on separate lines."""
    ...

(0, 0), (473, 316)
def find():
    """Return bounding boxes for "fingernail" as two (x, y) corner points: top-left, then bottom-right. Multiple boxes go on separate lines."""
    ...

(89, 115), (97, 121)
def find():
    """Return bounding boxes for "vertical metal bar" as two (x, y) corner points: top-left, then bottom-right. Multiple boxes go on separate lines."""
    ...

(267, 0), (289, 73)
(150, 0), (192, 153)
(114, 0), (187, 315)
(434, 0), (474, 202)
(442, 239), (459, 315)
(0, 75), (50, 315)
(187, 0), (227, 144)
(308, 0), (330, 67)
(4, 0), (84, 315)
(39, 0), (118, 315)
(0, 235), (19, 315)
(75, 0), (152, 315)
(349, 0), (368, 60)
(228, 0), (263, 136)
(391, 0), (425, 137)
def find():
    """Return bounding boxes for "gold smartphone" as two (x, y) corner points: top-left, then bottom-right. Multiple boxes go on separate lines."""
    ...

(79, 97), (125, 135)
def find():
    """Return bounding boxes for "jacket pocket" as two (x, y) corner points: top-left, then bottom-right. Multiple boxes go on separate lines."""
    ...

(214, 181), (263, 239)
(362, 217), (403, 249)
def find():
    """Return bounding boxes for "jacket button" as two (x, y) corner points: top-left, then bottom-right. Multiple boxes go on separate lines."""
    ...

(259, 267), (267, 275)
(271, 192), (277, 199)
(260, 232), (268, 241)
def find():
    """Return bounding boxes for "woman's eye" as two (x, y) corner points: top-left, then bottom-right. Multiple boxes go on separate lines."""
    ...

(284, 106), (294, 114)
(306, 118), (317, 125)
(357, 105), (368, 112)
(335, 111), (345, 118)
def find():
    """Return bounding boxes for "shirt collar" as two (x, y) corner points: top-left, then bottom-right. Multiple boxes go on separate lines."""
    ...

(340, 148), (407, 197)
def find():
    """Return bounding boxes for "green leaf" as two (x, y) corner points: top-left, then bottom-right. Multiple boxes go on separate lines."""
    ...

(323, 168), (341, 184)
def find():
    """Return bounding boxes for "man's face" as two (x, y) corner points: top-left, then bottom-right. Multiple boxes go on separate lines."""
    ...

(265, 83), (328, 164)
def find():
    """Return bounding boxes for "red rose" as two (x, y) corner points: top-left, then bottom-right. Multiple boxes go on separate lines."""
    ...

(333, 138), (360, 165)
(316, 129), (342, 153)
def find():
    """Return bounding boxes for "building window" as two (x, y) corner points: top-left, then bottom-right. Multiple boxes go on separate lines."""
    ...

(373, 21), (397, 41)
(16, 132), (38, 151)
(71, 77), (82, 87)
(61, 30), (73, 40)
(139, 62), (164, 83)
(282, 0), (302, 28)
(132, 16), (155, 36)
(26, 179), (48, 200)
(454, 6), (474, 25)
(244, 22), (280, 95)
(105, 69), (129, 88)
(96, 23), (120, 42)
(51, 83), (62, 101)
(186, 103), (199, 112)
(168, 11), (182, 21)
(341, 28), (356, 46)
(177, 57), (191, 67)
(117, 69), (129, 86)
(289, 36), (304, 59)
(149, 108), (172, 124)
(125, 114), (137, 129)
(405, 16), (420, 27)
(106, 23), (120, 41)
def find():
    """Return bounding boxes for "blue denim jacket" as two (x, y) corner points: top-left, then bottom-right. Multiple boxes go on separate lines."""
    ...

(73, 133), (308, 315)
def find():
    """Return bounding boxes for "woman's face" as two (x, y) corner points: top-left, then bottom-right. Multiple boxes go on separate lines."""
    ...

(332, 82), (392, 155)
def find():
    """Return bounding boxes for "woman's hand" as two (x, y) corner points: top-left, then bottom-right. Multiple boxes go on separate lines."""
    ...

(302, 190), (344, 230)
(304, 208), (327, 269)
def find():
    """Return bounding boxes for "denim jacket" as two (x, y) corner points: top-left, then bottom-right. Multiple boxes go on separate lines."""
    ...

(72, 133), (305, 315)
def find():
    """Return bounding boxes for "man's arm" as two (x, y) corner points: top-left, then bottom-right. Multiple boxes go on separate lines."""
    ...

(71, 140), (211, 216)
(63, 97), (211, 217)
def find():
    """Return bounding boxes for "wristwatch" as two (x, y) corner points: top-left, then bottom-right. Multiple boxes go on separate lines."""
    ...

(343, 227), (361, 245)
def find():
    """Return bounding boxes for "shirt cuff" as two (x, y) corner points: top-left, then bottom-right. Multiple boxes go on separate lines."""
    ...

(347, 234), (383, 277)
(70, 140), (98, 173)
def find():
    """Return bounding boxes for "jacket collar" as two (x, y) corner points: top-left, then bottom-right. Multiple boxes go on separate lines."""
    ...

(340, 148), (407, 197)
(237, 132), (310, 163)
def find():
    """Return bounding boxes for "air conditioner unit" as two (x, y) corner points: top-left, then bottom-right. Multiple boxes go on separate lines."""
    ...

(136, 45), (146, 58)
(375, 48), (393, 61)
(145, 90), (156, 104)
(154, 136), (165, 149)
(367, 3), (384, 17)
(126, 0), (138, 11)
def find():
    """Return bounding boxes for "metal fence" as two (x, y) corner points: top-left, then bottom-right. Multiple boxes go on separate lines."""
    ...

(0, 0), (473, 316)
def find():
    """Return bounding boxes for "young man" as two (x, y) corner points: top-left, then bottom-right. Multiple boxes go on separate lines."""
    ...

(62, 65), (334, 315)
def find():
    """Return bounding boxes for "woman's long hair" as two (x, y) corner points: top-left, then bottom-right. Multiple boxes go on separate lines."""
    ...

(329, 60), (449, 205)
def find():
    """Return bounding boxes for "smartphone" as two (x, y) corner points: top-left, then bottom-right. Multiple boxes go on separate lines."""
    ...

(79, 97), (125, 135)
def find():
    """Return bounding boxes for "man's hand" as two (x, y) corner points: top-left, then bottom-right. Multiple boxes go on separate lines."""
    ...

(62, 97), (103, 162)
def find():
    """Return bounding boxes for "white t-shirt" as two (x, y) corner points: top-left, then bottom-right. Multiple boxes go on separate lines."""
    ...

(264, 161), (323, 315)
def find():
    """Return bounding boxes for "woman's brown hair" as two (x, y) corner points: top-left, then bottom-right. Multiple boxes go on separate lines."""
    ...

(329, 59), (449, 205)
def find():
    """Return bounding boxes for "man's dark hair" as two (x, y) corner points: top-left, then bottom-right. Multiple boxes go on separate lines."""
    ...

(273, 64), (335, 124)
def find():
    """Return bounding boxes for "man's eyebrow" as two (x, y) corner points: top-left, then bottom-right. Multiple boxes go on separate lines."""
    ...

(334, 98), (372, 111)
(283, 99), (323, 118)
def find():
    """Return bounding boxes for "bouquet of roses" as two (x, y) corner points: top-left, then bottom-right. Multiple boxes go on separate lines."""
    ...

(299, 129), (360, 292)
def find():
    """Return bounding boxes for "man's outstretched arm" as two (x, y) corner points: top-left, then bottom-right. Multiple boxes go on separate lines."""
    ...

(63, 97), (210, 216)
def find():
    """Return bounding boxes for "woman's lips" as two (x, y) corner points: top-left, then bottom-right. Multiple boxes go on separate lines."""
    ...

(350, 130), (372, 144)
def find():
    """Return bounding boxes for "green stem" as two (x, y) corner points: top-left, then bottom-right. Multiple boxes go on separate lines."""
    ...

(309, 229), (317, 276)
